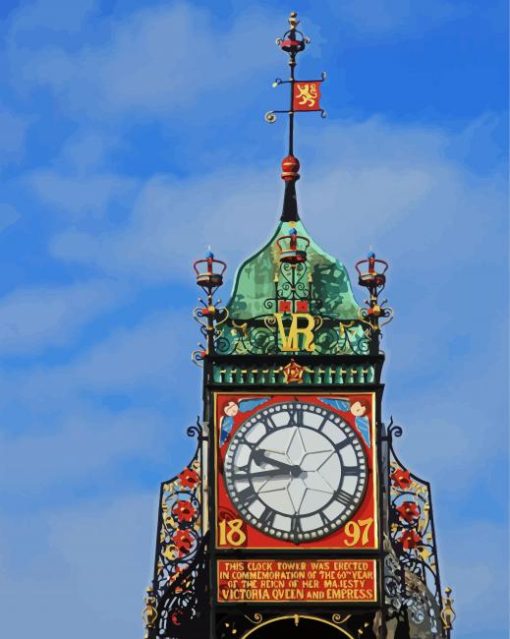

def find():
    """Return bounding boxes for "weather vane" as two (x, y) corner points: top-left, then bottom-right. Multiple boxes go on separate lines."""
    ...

(265, 11), (327, 157)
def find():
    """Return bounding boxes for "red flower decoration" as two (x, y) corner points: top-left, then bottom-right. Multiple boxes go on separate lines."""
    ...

(397, 501), (421, 523)
(295, 300), (309, 312)
(172, 500), (196, 523)
(279, 300), (292, 313)
(391, 468), (412, 489)
(172, 529), (195, 556)
(179, 467), (200, 488)
(171, 610), (183, 626)
(400, 529), (422, 550)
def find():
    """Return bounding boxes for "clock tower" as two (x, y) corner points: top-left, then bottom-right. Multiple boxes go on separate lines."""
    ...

(143, 12), (455, 639)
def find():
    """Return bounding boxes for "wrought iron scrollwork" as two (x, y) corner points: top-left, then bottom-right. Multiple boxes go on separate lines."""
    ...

(267, 260), (324, 315)
(144, 425), (207, 638)
(153, 537), (208, 638)
(192, 232), (395, 359)
(386, 422), (446, 638)
(192, 298), (229, 365)
(214, 315), (373, 356)
(383, 541), (404, 620)
(218, 612), (378, 638)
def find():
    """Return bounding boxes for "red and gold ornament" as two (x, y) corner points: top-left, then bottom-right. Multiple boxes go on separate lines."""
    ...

(179, 467), (200, 488)
(396, 500), (421, 523)
(391, 468), (412, 489)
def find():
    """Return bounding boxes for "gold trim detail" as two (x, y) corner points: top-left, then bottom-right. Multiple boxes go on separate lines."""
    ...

(214, 391), (380, 552)
(240, 614), (356, 639)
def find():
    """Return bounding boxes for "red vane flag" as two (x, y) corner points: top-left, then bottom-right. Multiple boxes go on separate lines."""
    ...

(293, 81), (321, 111)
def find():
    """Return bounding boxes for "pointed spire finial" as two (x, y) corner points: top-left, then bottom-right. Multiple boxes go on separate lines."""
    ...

(288, 11), (299, 30)
(265, 13), (327, 222)
(281, 154), (300, 222)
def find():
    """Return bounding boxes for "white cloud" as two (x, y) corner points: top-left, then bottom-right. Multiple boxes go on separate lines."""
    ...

(59, 129), (121, 171)
(28, 170), (138, 217)
(0, 106), (29, 166)
(7, 0), (98, 37)
(48, 117), (506, 289)
(0, 279), (127, 355)
(324, 0), (461, 37)
(16, 3), (279, 118)
(0, 203), (21, 232)
(0, 492), (155, 639)
(383, 326), (508, 495)
(0, 307), (200, 500)
(0, 308), (199, 429)
(440, 520), (508, 634)
(63, 310), (193, 393)
(0, 407), (166, 493)
(50, 168), (279, 281)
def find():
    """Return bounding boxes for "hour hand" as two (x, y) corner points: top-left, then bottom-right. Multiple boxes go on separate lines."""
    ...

(253, 449), (303, 477)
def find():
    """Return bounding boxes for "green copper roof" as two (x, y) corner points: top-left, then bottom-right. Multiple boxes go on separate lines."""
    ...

(227, 220), (361, 320)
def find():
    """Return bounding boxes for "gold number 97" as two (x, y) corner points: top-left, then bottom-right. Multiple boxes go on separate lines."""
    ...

(344, 517), (374, 546)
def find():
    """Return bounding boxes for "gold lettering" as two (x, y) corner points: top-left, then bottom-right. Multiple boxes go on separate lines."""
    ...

(275, 313), (316, 352)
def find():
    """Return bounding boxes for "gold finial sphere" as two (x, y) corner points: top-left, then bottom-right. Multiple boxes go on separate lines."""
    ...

(289, 11), (300, 29)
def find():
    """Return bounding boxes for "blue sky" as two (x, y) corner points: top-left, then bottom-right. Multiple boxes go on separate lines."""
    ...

(0, 1), (507, 638)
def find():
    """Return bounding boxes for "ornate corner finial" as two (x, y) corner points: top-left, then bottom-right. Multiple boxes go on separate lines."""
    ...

(142, 585), (158, 636)
(288, 11), (299, 29)
(192, 250), (229, 364)
(355, 251), (393, 352)
(441, 586), (456, 634)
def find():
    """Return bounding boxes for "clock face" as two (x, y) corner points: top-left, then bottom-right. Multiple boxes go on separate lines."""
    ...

(223, 401), (368, 542)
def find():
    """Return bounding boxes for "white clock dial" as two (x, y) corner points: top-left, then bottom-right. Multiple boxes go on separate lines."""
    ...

(223, 401), (368, 542)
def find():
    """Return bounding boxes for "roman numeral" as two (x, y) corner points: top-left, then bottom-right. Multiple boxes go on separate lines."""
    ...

(343, 466), (360, 476)
(237, 484), (258, 506)
(288, 407), (304, 427)
(333, 489), (354, 506)
(290, 515), (302, 535)
(259, 506), (276, 528)
(319, 511), (330, 525)
(262, 415), (277, 431)
(231, 463), (250, 480)
(335, 438), (352, 452)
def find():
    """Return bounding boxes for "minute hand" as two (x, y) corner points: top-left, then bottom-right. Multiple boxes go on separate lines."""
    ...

(233, 468), (292, 480)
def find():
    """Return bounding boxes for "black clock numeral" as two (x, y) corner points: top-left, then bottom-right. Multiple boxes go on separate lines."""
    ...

(232, 472), (248, 481)
(335, 438), (352, 452)
(290, 515), (303, 536)
(319, 511), (330, 526)
(261, 415), (277, 432)
(231, 463), (251, 480)
(318, 416), (329, 431)
(343, 465), (361, 476)
(259, 506), (277, 528)
(236, 484), (258, 506)
(288, 407), (304, 427)
(333, 488), (354, 506)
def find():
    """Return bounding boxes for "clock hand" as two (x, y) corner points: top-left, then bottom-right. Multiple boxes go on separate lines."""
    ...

(233, 468), (293, 480)
(253, 450), (303, 477)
